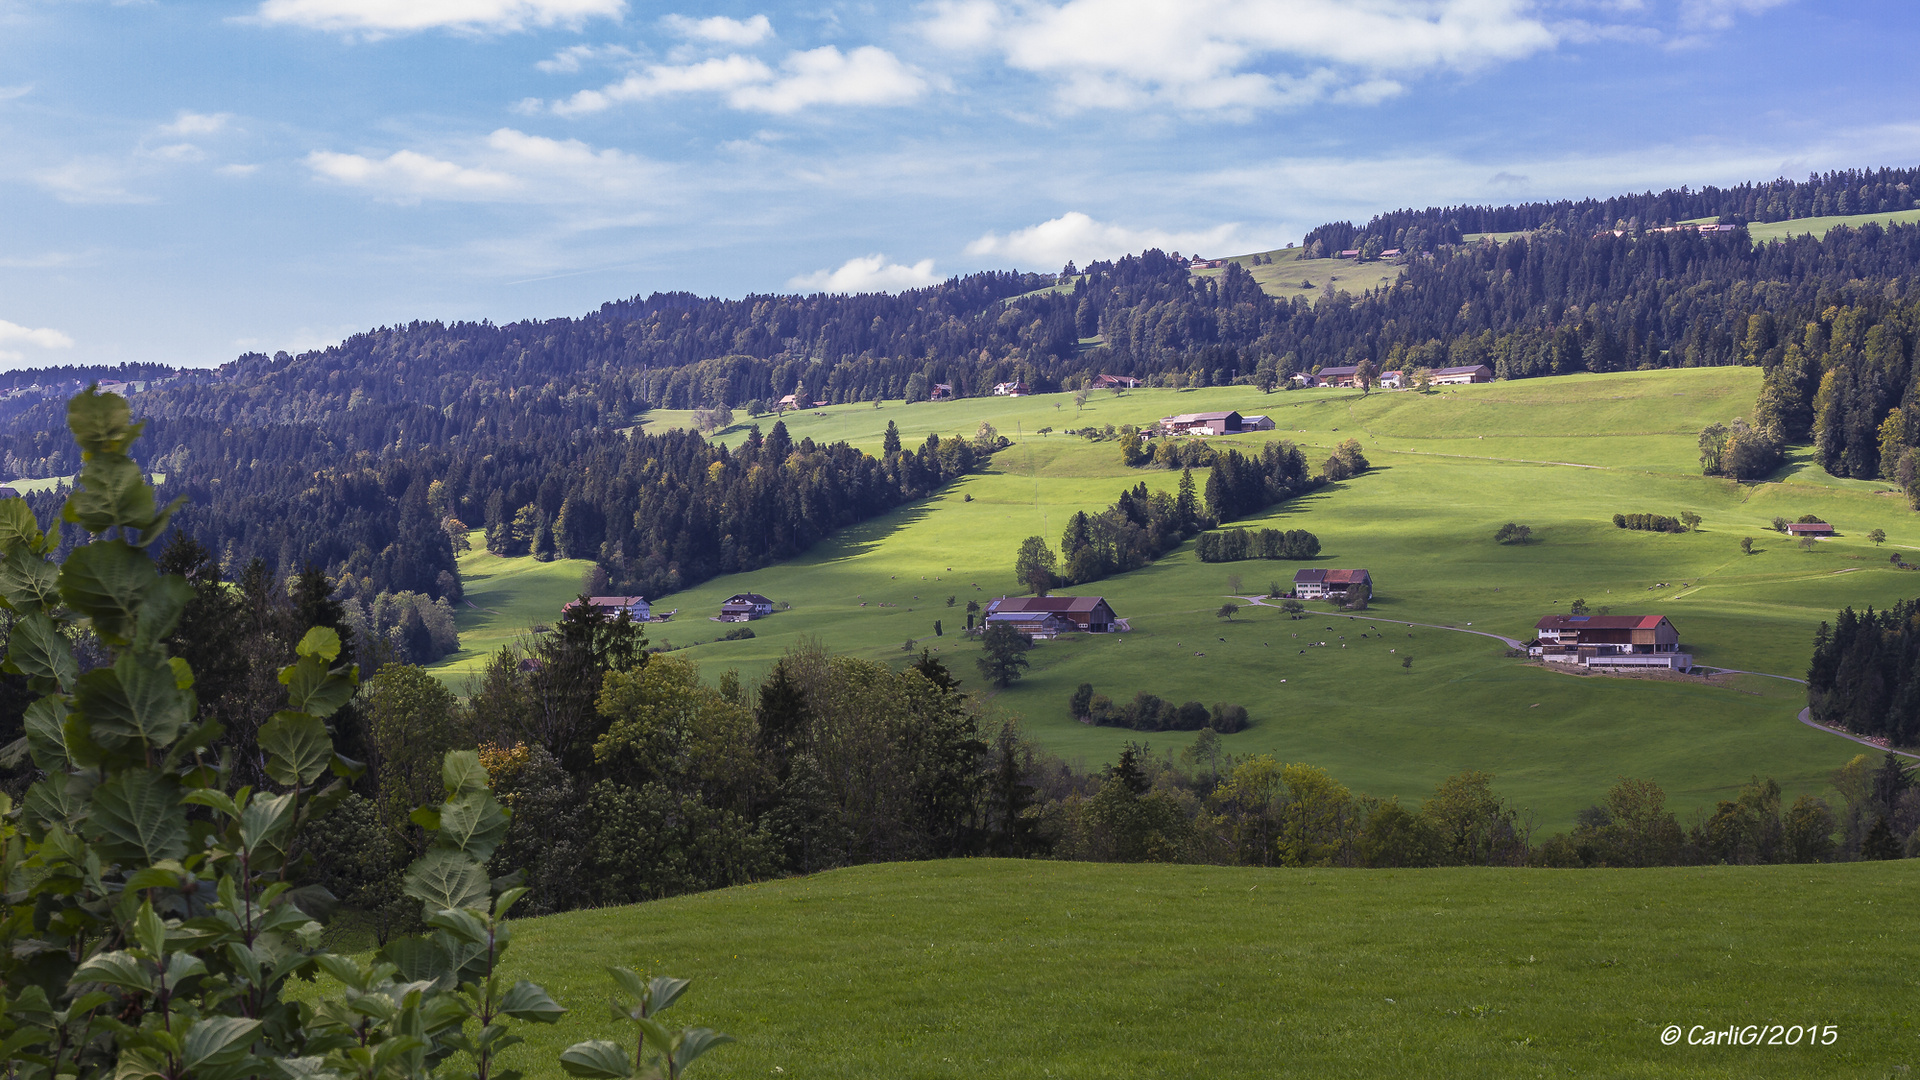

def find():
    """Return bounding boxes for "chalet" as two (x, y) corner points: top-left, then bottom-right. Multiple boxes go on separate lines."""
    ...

(1787, 522), (1834, 537)
(930, 383), (955, 401)
(1378, 370), (1404, 389)
(1290, 372), (1320, 388)
(1430, 364), (1493, 385)
(776, 393), (806, 411)
(719, 592), (775, 622)
(1240, 414), (1275, 431)
(1293, 568), (1370, 600)
(985, 595), (1121, 633)
(567, 595), (651, 621)
(1529, 614), (1691, 672)
(1379, 248), (1403, 259)
(1337, 249), (1360, 260)
(1093, 373), (1144, 390)
(1316, 365), (1362, 388)
(992, 381), (1029, 397)
(1158, 411), (1242, 436)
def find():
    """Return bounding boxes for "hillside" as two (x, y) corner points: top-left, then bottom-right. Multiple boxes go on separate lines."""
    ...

(525, 369), (1920, 829)
(1190, 249), (1405, 300)
(489, 858), (1920, 1080)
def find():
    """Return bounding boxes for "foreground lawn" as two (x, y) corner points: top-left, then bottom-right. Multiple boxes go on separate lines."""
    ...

(495, 859), (1920, 1080)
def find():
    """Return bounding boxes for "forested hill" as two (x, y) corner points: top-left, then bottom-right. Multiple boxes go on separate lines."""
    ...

(6, 170), (1920, 606)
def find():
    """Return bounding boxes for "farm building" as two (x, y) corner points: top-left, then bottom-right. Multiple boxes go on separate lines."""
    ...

(1316, 365), (1362, 387)
(984, 610), (1077, 639)
(992, 381), (1029, 397)
(1292, 568), (1371, 600)
(1290, 372), (1320, 387)
(1158, 411), (1243, 435)
(1093, 373), (1144, 389)
(567, 595), (651, 621)
(719, 592), (775, 622)
(1240, 414), (1275, 431)
(985, 595), (1121, 633)
(1430, 364), (1493, 385)
(929, 383), (955, 401)
(1787, 522), (1834, 537)
(1528, 614), (1692, 671)
(775, 393), (806, 411)
(1378, 370), (1404, 389)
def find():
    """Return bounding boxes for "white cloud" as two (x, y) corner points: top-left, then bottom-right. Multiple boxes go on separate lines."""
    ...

(661, 12), (772, 45)
(1678, 0), (1791, 31)
(789, 254), (941, 293)
(920, 0), (1555, 112)
(0, 320), (75, 350)
(0, 84), (34, 102)
(252, 0), (623, 34)
(305, 148), (520, 201)
(549, 45), (925, 115)
(32, 159), (154, 204)
(536, 42), (638, 74)
(144, 142), (207, 162)
(217, 163), (261, 177)
(161, 111), (233, 136)
(304, 129), (664, 204)
(966, 212), (1241, 266)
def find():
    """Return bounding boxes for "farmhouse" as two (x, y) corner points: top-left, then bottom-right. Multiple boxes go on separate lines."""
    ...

(1430, 364), (1493, 385)
(1240, 414), (1275, 431)
(1529, 614), (1692, 671)
(985, 595), (1121, 633)
(567, 595), (651, 621)
(1317, 365), (1362, 387)
(719, 592), (775, 622)
(930, 383), (955, 401)
(1787, 522), (1834, 537)
(1158, 411), (1243, 435)
(983, 610), (1077, 639)
(1290, 372), (1320, 387)
(1293, 568), (1371, 600)
(776, 393), (806, 411)
(1093, 373), (1143, 389)
(992, 381), (1029, 397)
(1378, 370), (1404, 389)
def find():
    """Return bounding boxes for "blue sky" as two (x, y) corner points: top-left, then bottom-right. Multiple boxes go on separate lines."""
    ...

(1, 0), (1916, 370)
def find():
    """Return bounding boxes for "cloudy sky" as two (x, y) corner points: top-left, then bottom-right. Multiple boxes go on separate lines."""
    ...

(0, 0), (1914, 369)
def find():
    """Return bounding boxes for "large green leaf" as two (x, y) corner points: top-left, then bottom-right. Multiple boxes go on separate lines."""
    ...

(434, 789), (510, 862)
(132, 494), (187, 549)
(6, 610), (77, 690)
(70, 951), (150, 993)
(66, 388), (141, 457)
(238, 791), (297, 854)
(671, 1029), (734, 1073)
(88, 769), (187, 867)
(131, 574), (192, 651)
(64, 452), (154, 535)
(0, 498), (44, 556)
(21, 695), (70, 771)
(179, 1016), (261, 1072)
(295, 626), (341, 662)
(402, 848), (490, 912)
(73, 656), (192, 753)
(22, 771), (92, 832)
(499, 980), (566, 1023)
(259, 711), (333, 786)
(278, 655), (355, 718)
(0, 547), (59, 612)
(442, 749), (490, 797)
(57, 540), (155, 644)
(558, 1040), (633, 1080)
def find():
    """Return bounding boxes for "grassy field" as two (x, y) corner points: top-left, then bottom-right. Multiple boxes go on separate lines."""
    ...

(1682, 208), (1920, 242)
(466, 369), (1920, 831)
(485, 858), (1920, 1080)
(1191, 250), (1404, 300)
(430, 535), (598, 685)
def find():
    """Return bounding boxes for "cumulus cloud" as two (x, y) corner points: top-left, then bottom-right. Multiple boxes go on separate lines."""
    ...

(789, 254), (941, 293)
(919, 0), (1555, 112)
(550, 45), (926, 115)
(0, 320), (75, 350)
(252, 0), (623, 34)
(304, 129), (664, 203)
(662, 13), (773, 45)
(966, 212), (1242, 266)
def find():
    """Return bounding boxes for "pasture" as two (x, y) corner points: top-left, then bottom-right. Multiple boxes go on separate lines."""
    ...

(489, 857), (1920, 1080)
(429, 369), (1920, 828)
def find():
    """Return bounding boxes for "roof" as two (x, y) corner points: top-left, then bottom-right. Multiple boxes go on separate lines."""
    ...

(723, 593), (773, 605)
(1433, 364), (1492, 376)
(1786, 522), (1833, 533)
(1294, 568), (1370, 584)
(584, 595), (648, 606)
(1318, 365), (1360, 377)
(1535, 614), (1669, 631)
(1164, 411), (1239, 424)
(989, 596), (1112, 615)
(1241, 415), (1270, 424)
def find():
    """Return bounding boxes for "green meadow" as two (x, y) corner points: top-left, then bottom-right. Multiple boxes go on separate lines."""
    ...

(1685, 207), (1920, 242)
(428, 369), (1920, 829)
(1190, 249), (1405, 299)
(486, 858), (1920, 1080)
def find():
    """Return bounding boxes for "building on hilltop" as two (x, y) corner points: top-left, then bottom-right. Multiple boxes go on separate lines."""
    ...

(1293, 568), (1370, 600)
(985, 595), (1121, 634)
(719, 592), (775, 622)
(1528, 614), (1691, 671)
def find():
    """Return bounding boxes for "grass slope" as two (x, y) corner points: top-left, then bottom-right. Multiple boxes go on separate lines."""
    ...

(1683, 208), (1920, 242)
(426, 532), (596, 684)
(493, 859), (1920, 1080)
(1193, 250), (1404, 300)
(612, 370), (1920, 830)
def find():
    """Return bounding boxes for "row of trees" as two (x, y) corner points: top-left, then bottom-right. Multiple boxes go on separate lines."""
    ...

(1069, 685), (1251, 733)
(1613, 512), (1697, 533)
(1194, 527), (1321, 562)
(1806, 601), (1920, 746)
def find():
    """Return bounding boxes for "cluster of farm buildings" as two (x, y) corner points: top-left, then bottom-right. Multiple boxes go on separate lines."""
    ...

(569, 591), (775, 625)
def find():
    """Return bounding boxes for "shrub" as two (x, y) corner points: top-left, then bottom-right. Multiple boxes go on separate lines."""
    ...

(721, 625), (757, 640)
(1079, 686), (1251, 733)
(1494, 522), (1532, 544)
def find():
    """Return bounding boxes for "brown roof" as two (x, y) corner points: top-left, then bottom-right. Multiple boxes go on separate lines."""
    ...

(1535, 614), (1668, 631)
(990, 596), (1110, 615)
(1294, 568), (1370, 584)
